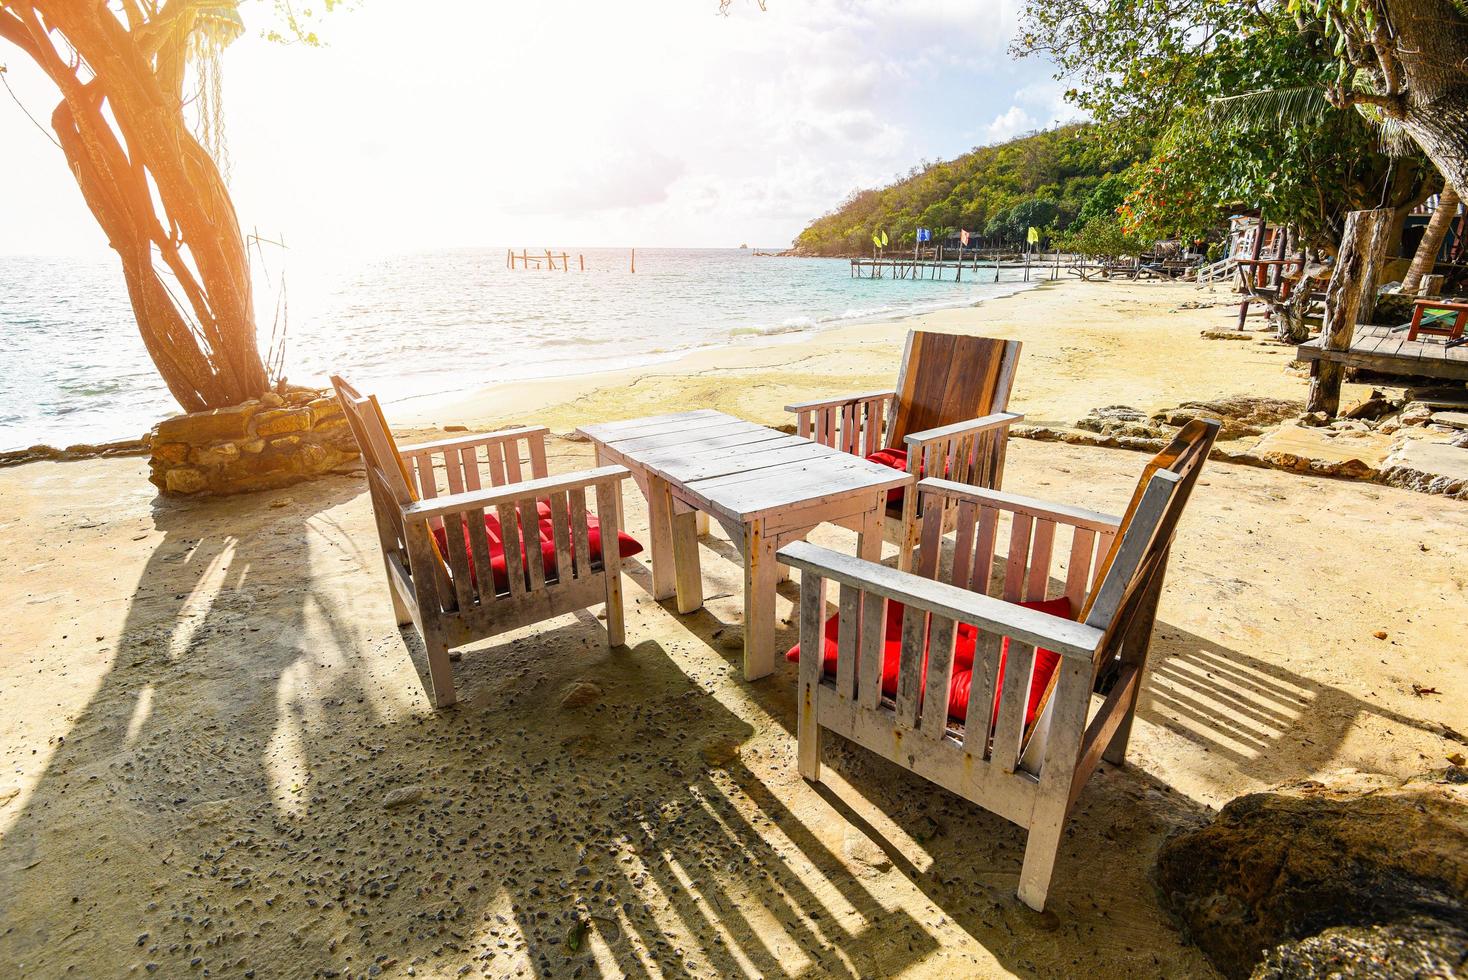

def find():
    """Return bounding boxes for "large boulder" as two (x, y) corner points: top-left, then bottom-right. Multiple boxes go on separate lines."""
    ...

(1154, 769), (1468, 979)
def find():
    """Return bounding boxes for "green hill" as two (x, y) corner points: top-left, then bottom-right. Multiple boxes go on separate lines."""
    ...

(794, 123), (1141, 255)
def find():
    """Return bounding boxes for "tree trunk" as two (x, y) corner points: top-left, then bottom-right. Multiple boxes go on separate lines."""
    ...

(1400, 187), (1459, 295)
(0, 2), (268, 413)
(1305, 209), (1395, 417)
(1382, 0), (1468, 202)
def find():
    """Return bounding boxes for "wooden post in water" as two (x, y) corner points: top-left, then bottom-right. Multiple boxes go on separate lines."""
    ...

(579, 253), (585, 271)
(1305, 208), (1394, 417)
(630, 249), (636, 274)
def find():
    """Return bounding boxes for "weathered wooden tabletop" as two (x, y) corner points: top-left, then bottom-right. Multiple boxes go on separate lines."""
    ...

(577, 409), (913, 679)
(577, 409), (910, 525)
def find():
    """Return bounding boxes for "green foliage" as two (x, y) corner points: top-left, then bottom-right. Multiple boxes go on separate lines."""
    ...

(1075, 173), (1129, 225)
(1052, 214), (1146, 258)
(1013, 0), (1426, 250)
(794, 125), (1139, 255)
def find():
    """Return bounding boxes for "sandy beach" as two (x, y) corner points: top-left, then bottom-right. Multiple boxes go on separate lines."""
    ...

(2, 279), (1465, 978)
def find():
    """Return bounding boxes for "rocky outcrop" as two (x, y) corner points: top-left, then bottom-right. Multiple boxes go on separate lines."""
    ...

(1154, 768), (1468, 979)
(1252, 917), (1468, 979)
(1378, 440), (1468, 499)
(146, 386), (359, 496)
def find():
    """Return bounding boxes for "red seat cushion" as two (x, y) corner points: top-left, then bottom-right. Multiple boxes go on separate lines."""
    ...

(431, 499), (643, 593)
(784, 594), (1072, 728)
(865, 447), (910, 504)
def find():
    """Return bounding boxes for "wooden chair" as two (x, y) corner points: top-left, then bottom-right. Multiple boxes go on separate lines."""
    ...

(777, 419), (1219, 911)
(331, 376), (637, 708)
(784, 330), (1023, 569)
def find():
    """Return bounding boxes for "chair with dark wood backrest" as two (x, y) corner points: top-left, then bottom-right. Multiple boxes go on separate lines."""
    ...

(785, 330), (1023, 568)
(778, 418), (1219, 911)
(331, 376), (640, 709)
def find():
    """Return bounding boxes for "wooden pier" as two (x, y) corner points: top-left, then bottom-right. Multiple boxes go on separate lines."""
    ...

(848, 253), (1171, 282)
(1297, 322), (1468, 382)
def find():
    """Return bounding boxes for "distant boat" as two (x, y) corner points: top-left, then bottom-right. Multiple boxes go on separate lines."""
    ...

(739, 243), (748, 249)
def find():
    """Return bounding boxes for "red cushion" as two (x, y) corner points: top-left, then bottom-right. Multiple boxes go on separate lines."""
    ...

(864, 447), (910, 504)
(784, 594), (1072, 727)
(431, 499), (643, 593)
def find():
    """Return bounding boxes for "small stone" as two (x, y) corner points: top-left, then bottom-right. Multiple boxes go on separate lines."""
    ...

(382, 785), (424, 809)
(238, 438), (266, 454)
(1373, 630), (1388, 640)
(559, 682), (602, 709)
(260, 391), (286, 408)
(189, 441), (241, 466)
(443, 424), (469, 433)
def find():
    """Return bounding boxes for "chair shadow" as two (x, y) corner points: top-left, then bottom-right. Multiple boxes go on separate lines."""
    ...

(0, 487), (937, 978)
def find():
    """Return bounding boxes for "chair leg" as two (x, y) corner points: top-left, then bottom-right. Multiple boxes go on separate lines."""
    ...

(797, 683), (822, 782)
(1017, 796), (1069, 911)
(603, 566), (626, 648)
(388, 574), (414, 628)
(422, 627), (457, 709)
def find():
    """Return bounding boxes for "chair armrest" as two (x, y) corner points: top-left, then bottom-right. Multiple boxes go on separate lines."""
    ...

(783, 390), (896, 414)
(398, 425), (549, 456)
(777, 541), (1103, 660)
(400, 465), (628, 525)
(902, 412), (1023, 451)
(916, 477), (1121, 532)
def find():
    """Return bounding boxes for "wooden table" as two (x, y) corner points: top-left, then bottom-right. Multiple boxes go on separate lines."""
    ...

(577, 409), (914, 680)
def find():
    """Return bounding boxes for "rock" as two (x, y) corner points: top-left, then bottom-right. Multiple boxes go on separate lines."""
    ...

(443, 424), (469, 433)
(1252, 917), (1468, 979)
(382, 785), (424, 809)
(153, 402), (258, 444)
(842, 829), (892, 878)
(1343, 389), (1393, 421)
(260, 391), (286, 408)
(1431, 411), (1468, 430)
(1399, 402), (1434, 427)
(1077, 405), (1166, 440)
(164, 467), (208, 495)
(189, 441), (241, 467)
(1200, 329), (1256, 341)
(306, 396), (343, 425)
(152, 441), (190, 465)
(1155, 769), (1468, 979)
(254, 408), (312, 437)
(1379, 440), (1468, 499)
(559, 682), (602, 709)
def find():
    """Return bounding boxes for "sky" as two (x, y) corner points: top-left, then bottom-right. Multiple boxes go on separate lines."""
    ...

(0, 0), (1078, 256)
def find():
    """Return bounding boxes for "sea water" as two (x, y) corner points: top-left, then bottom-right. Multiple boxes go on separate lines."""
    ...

(0, 247), (1036, 450)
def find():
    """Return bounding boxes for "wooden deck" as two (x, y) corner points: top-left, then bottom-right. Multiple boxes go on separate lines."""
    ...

(1296, 323), (1468, 382)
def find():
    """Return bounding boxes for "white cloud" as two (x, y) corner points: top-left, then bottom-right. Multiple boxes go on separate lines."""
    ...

(0, 0), (1065, 253)
(983, 105), (1036, 144)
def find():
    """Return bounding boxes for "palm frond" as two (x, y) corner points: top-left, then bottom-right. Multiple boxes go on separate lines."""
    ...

(1206, 86), (1332, 130)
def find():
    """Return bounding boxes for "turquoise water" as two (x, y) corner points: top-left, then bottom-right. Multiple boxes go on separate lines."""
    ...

(0, 247), (1036, 450)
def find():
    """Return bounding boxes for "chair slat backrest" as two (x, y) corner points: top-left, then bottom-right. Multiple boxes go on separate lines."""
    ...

(1018, 419), (1219, 769)
(1080, 418), (1218, 630)
(331, 376), (454, 600)
(886, 331), (1022, 447)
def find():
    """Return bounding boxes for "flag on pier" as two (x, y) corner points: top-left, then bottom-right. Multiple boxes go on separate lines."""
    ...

(960, 229), (970, 246)
(880, 229), (889, 247)
(917, 227), (931, 243)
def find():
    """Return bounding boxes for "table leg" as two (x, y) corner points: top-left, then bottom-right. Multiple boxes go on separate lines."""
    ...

(858, 492), (885, 563)
(671, 509), (704, 614)
(594, 448), (624, 531)
(742, 518), (778, 681)
(645, 474), (677, 601)
(696, 511), (710, 537)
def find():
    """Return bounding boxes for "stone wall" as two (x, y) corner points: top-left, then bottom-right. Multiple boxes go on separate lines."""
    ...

(147, 386), (359, 496)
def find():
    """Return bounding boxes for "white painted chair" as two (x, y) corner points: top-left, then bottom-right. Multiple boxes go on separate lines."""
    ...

(785, 330), (1023, 568)
(777, 419), (1218, 910)
(331, 376), (637, 708)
